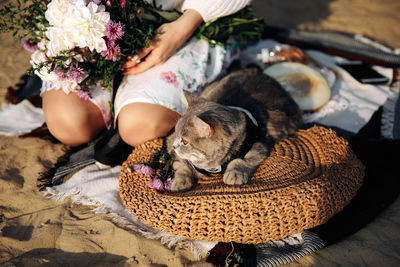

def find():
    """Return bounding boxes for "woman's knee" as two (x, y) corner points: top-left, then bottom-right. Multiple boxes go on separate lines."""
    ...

(42, 90), (105, 146)
(45, 111), (97, 146)
(117, 103), (180, 147)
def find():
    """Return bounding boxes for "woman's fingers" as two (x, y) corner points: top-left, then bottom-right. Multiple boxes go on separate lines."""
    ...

(122, 46), (153, 69)
(123, 36), (169, 75)
(123, 51), (161, 75)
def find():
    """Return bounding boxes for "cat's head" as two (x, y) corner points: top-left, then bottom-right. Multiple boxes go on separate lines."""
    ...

(167, 101), (246, 172)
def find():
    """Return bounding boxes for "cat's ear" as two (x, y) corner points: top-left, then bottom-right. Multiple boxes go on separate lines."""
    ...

(183, 91), (207, 107)
(192, 116), (212, 137)
(183, 91), (196, 106)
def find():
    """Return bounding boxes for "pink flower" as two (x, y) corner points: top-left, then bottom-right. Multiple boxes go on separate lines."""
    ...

(54, 67), (67, 80)
(101, 40), (121, 61)
(148, 176), (172, 192)
(133, 164), (155, 176)
(105, 21), (125, 41)
(148, 176), (165, 192)
(164, 177), (172, 191)
(54, 64), (86, 82)
(76, 90), (91, 101)
(160, 71), (179, 88)
(21, 38), (39, 52)
(66, 64), (86, 82)
(120, 0), (126, 8)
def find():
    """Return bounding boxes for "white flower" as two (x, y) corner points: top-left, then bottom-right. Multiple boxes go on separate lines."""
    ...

(35, 38), (48, 52)
(45, 0), (78, 27)
(66, 1), (109, 52)
(30, 50), (52, 81)
(30, 50), (88, 94)
(31, 0), (109, 93)
(57, 79), (84, 94)
(45, 27), (75, 57)
(74, 54), (84, 62)
(45, 0), (109, 54)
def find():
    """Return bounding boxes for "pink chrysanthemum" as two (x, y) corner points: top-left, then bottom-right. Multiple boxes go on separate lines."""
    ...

(105, 21), (125, 41)
(101, 41), (121, 61)
(66, 64), (86, 82)
(164, 177), (172, 191)
(54, 67), (68, 81)
(21, 38), (39, 52)
(133, 164), (155, 176)
(148, 176), (165, 192)
(76, 90), (91, 101)
(54, 64), (86, 82)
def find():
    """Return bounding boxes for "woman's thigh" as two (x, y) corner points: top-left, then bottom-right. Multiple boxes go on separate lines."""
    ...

(42, 90), (105, 145)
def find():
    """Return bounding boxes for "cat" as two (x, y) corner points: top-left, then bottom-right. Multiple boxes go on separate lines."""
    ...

(167, 68), (302, 192)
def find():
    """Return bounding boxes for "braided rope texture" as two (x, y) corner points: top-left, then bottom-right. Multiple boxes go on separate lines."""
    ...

(119, 126), (364, 244)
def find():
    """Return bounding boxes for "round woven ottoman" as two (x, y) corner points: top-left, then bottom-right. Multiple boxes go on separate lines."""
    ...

(119, 126), (364, 244)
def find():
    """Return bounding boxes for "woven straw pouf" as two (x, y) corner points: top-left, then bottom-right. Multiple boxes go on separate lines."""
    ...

(119, 126), (364, 244)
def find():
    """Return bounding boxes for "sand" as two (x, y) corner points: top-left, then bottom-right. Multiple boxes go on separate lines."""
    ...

(1, 0), (399, 266)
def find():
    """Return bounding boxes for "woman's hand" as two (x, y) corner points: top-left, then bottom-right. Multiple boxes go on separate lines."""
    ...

(123, 9), (203, 75)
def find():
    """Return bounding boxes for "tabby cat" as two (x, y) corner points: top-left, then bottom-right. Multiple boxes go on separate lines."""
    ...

(167, 68), (302, 192)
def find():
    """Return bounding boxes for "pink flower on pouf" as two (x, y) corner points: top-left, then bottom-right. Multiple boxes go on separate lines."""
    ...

(148, 176), (165, 191)
(160, 71), (179, 88)
(133, 164), (155, 176)
(164, 177), (172, 191)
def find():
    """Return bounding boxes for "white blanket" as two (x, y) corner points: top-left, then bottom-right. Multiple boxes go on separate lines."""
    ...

(44, 163), (218, 259)
(0, 99), (45, 136)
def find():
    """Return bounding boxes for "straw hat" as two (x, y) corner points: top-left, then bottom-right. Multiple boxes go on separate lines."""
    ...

(119, 126), (364, 244)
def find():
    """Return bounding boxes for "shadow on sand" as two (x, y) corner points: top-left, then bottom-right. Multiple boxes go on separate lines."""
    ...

(4, 248), (129, 266)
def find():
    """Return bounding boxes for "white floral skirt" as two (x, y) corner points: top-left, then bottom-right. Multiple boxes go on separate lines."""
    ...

(41, 37), (234, 128)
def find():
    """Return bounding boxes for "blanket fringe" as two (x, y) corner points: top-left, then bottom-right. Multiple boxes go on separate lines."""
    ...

(43, 187), (216, 260)
(381, 84), (400, 140)
(37, 148), (76, 190)
(256, 231), (325, 267)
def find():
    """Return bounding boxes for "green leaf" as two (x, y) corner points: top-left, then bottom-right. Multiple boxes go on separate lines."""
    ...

(151, 9), (180, 21)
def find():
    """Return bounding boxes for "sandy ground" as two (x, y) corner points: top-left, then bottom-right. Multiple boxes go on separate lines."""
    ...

(0, 0), (399, 266)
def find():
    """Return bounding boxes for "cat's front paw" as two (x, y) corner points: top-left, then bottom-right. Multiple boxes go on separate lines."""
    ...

(223, 159), (251, 185)
(171, 175), (193, 192)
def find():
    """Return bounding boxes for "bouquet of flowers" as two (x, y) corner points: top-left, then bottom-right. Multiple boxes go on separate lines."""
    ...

(1, 0), (264, 100)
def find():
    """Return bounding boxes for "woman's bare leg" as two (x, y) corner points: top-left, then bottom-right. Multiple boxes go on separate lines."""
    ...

(42, 90), (105, 146)
(117, 103), (180, 147)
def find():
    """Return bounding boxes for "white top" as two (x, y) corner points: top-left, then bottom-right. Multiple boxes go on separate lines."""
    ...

(145, 0), (252, 22)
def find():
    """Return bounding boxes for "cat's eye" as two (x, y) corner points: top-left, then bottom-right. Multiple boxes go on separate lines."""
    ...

(181, 138), (189, 146)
